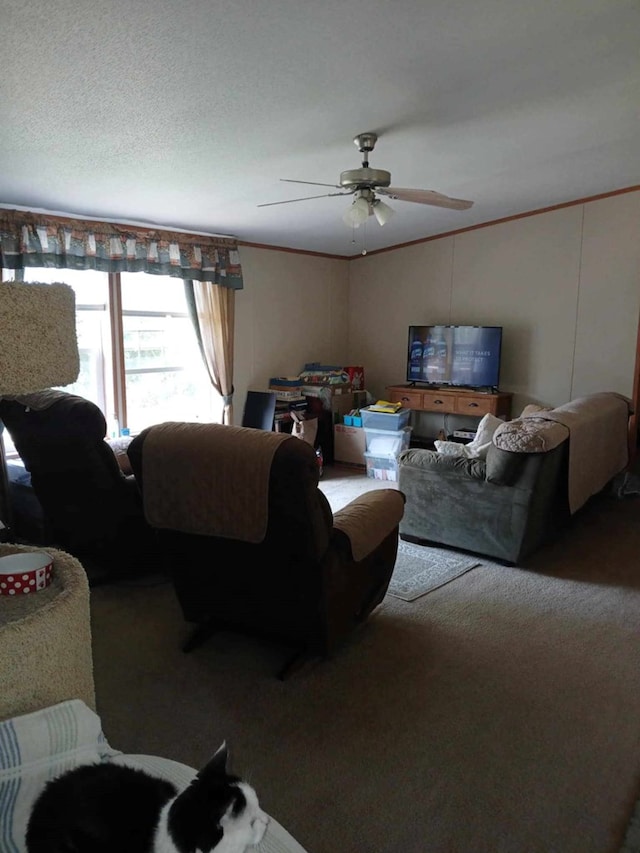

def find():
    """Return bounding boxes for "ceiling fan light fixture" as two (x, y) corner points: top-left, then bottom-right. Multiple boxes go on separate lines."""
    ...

(343, 195), (370, 228)
(372, 198), (395, 226)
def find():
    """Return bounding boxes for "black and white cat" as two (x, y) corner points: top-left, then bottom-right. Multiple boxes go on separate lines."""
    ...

(25, 741), (269, 853)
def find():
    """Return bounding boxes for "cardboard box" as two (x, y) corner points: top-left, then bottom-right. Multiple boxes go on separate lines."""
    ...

(302, 382), (352, 396)
(303, 386), (355, 422)
(333, 423), (366, 467)
(331, 392), (356, 422)
(353, 389), (368, 409)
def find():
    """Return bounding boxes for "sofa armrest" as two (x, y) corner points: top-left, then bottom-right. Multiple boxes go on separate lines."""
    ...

(332, 489), (406, 561)
(398, 448), (486, 479)
(485, 444), (526, 485)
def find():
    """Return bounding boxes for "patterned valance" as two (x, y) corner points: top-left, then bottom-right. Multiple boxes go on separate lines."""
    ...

(0, 209), (243, 289)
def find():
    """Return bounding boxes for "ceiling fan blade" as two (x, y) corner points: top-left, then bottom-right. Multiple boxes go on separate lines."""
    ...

(258, 191), (353, 208)
(378, 187), (474, 210)
(280, 178), (342, 189)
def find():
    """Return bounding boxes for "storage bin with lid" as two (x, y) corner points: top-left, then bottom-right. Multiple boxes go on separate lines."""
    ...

(360, 406), (411, 431)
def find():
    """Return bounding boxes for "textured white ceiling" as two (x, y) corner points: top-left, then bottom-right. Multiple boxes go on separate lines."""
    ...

(1, 0), (639, 257)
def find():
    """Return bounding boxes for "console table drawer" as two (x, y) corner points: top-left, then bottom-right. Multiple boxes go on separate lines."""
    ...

(421, 392), (457, 413)
(454, 395), (496, 415)
(386, 388), (423, 408)
(385, 385), (513, 422)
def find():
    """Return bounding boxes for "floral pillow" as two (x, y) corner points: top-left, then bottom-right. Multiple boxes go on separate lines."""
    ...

(493, 418), (568, 453)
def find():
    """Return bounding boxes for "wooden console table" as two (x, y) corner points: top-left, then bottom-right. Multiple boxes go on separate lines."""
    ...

(386, 385), (512, 420)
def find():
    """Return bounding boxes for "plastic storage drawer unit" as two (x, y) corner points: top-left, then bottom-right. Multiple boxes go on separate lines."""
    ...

(364, 426), (412, 456)
(364, 451), (400, 481)
(360, 406), (411, 431)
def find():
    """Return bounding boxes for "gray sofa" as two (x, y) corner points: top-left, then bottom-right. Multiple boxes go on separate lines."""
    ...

(397, 392), (630, 564)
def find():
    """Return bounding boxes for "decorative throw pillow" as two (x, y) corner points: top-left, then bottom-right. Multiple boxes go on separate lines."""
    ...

(493, 418), (569, 453)
(473, 413), (505, 446)
(434, 412), (504, 460)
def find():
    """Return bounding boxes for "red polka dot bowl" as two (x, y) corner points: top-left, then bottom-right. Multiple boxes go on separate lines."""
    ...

(0, 551), (54, 596)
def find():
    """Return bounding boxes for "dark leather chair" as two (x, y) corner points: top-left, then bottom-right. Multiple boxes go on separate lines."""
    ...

(0, 390), (158, 583)
(241, 390), (277, 430)
(127, 421), (406, 678)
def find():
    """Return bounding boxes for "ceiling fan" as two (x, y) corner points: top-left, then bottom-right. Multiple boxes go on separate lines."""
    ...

(258, 132), (474, 228)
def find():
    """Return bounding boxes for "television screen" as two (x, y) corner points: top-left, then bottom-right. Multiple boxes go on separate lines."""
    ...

(406, 325), (503, 389)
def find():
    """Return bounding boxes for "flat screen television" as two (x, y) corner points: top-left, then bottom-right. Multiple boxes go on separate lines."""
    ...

(406, 325), (503, 389)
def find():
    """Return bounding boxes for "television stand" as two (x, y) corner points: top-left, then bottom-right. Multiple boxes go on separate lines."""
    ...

(386, 384), (512, 420)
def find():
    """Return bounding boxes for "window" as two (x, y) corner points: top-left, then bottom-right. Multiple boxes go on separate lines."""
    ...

(2, 269), (220, 442)
(120, 273), (218, 432)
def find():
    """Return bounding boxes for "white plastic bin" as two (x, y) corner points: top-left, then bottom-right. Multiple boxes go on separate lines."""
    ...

(364, 426), (412, 456)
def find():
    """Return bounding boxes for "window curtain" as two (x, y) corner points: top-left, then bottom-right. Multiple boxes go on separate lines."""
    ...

(0, 209), (243, 287)
(184, 281), (235, 424)
(1, 207), (243, 427)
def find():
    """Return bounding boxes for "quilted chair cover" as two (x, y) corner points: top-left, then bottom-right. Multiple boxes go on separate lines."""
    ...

(128, 422), (406, 678)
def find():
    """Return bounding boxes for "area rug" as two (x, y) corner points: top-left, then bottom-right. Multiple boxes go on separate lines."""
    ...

(387, 540), (480, 601)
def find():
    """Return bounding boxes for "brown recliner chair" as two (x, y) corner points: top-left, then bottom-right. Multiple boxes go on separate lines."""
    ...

(127, 421), (406, 678)
(0, 389), (159, 584)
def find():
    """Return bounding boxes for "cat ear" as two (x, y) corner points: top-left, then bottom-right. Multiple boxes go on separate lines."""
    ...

(198, 741), (229, 780)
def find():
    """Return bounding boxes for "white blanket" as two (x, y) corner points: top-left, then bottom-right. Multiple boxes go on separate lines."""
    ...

(0, 700), (309, 853)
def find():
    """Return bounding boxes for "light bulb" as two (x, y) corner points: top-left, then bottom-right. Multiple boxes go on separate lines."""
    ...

(343, 196), (370, 228)
(372, 199), (395, 226)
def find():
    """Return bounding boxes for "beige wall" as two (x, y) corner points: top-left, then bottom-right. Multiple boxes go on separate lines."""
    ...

(233, 246), (349, 424)
(235, 190), (639, 433)
(573, 192), (640, 399)
(348, 191), (640, 419)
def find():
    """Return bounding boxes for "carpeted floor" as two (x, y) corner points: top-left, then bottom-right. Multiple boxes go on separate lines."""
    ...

(622, 803), (640, 853)
(89, 467), (640, 853)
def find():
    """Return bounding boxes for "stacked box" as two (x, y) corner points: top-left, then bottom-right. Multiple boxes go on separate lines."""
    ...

(268, 377), (303, 390)
(364, 426), (412, 456)
(333, 423), (366, 467)
(353, 389), (369, 409)
(364, 451), (400, 481)
(361, 409), (412, 481)
(302, 385), (354, 423)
